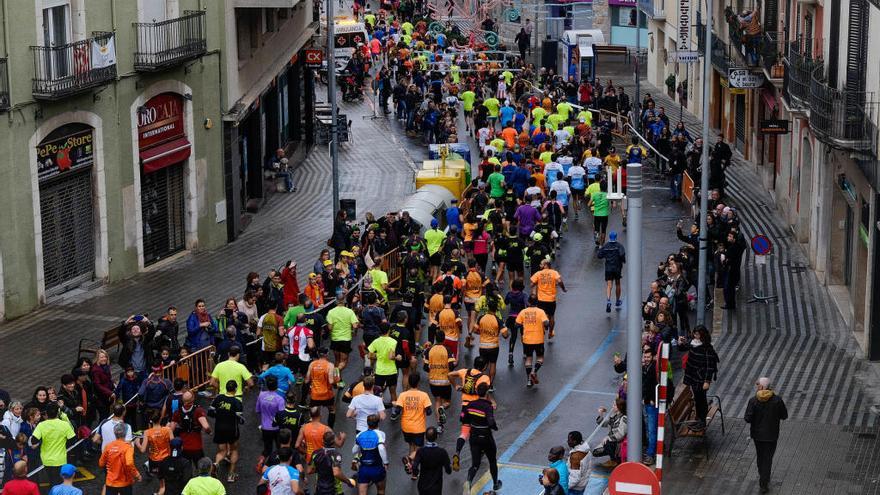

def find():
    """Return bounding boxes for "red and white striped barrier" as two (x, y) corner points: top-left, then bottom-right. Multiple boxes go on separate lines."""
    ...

(655, 342), (670, 486)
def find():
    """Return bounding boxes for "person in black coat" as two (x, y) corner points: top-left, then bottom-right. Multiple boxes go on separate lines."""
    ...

(744, 377), (788, 493)
(677, 325), (719, 431)
(720, 228), (748, 310)
(412, 426), (451, 495)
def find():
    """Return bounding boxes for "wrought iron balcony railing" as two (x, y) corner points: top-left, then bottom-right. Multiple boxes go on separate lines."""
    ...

(782, 38), (818, 111)
(809, 66), (879, 155)
(31, 32), (117, 100)
(760, 31), (785, 82)
(134, 10), (207, 72)
(696, 25), (736, 74)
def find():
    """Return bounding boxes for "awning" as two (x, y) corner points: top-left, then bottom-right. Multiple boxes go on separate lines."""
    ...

(761, 88), (779, 115)
(140, 137), (191, 173)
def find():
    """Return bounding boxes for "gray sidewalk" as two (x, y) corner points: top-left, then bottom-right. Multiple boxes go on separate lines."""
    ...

(608, 73), (880, 493)
(0, 98), (423, 401)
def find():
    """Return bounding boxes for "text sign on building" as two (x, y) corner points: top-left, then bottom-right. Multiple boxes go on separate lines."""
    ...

(304, 49), (323, 68)
(678, 0), (690, 51)
(674, 51), (700, 63)
(760, 119), (790, 134)
(728, 69), (765, 89)
(36, 125), (94, 181)
(138, 93), (185, 149)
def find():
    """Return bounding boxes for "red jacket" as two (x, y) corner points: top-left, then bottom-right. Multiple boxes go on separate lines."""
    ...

(280, 266), (300, 308)
(2, 478), (40, 495)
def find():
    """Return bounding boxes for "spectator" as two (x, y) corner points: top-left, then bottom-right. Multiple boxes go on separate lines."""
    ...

(90, 350), (115, 419)
(591, 398), (627, 468)
(677, 326), (720, 431)
(185, 299), (218, 351)
(745, 377), (788, 494)
(566, 431), (590, 495)
(540, 467), (566, 495)
(547, 445), (569, 494)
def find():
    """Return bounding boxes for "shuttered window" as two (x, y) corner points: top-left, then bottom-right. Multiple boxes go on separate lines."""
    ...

(846, 0), (868, 97)
(764, 0), (779, 31)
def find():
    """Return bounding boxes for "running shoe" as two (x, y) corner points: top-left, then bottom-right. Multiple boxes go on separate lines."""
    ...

(436, 424), (445, 435)
(530, 372), (540, 384)
(402, 456), (413, 474)
(336, 380), (347, 390)
(438, 406), (447, 424)
(606, 302), (612, 313)
(508, 353), (514, 367)
(615, 299), (622, 309)
(452, 454), (460, 471)
(227, 472), (238, 483)
(493, 480), (503, 491)
(526, 377), (533, 388)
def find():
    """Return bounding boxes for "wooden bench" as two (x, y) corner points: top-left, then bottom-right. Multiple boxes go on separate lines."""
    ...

(594, 45), (630, 60)
(77, 325), (124, 361)
(666, 383), (725, 457)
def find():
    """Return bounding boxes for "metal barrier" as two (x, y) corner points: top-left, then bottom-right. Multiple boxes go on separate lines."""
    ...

(599, 109), (632, 139)
(380, 247), (403, 288)
(161, 345), (216, 391)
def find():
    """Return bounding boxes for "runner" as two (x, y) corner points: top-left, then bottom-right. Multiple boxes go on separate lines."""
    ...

(567, 159), (587, 219)
(462, 259), (485, 339)
(346, 375), (386, 435)
(256, 306), (284, 370)
(589, 178), (610, 246)
(473, 298), (509, 389)
(504, 279), (529, 367)
(305, 348), (339, 427)
(462, 383), (502, 491)
(259, 447), (301, 495)
(516, 296), (551, 387)
(367, 325), (400, 403)
(209, 380), (244, 483)
(284, 314), (315, 380)
(412, 426), (452, 495)
(393, 373), (433, 477)
(424, 330), (454, 434)
(169, 392), (212, 467)
(135, 411), (172, 495)
(436, 296), (463, 360)
(598, 230), (627, 312)
(273, 393), (308, 445)
(326, 295), (361, 387)
(530, 258), (567, 338)
(255, 376), (285, 465)
(311, 430), (356, 495)
(448, 357), (492, 470)
(352, 414), (389, 494)
(295, 407), (331, 467)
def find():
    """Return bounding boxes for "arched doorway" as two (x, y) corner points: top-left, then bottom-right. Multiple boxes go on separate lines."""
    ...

(36, 122), (97, 295)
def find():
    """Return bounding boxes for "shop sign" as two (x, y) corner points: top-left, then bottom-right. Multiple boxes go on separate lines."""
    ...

(728, 68), (765, 88)
(674, 51), (700, 63)
(37, 126), (94, 181)
(304, 49), (323, 68)
(677, 0), (690, 51)
(138, 93), (186, 150)
(760, 119), (790, 134)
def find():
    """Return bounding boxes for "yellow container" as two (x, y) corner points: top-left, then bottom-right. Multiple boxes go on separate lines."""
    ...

(421, 159), (472, 185)
(416, 167), (465, 198)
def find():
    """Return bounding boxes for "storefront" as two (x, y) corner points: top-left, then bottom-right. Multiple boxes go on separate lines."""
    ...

(830, 167), (871, 335)
(137, 92), (190, 265)
(608, 0), (647, 47)
(36, 123), (97, 296)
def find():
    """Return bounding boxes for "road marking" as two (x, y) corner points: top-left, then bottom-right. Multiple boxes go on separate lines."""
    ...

(615, 481), (654, 494)
(498, 329), (618, 463)
(571, 389), (619, 397)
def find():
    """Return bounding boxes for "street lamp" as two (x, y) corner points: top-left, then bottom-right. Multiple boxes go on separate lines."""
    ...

(326, 0), (340, 220)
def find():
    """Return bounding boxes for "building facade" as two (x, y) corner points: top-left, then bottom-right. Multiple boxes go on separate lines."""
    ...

(0, 0), (316, 320)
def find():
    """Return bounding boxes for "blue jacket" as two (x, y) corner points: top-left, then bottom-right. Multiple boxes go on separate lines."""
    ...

(550, 459), (570, 494)
(186, 312), (218, 351)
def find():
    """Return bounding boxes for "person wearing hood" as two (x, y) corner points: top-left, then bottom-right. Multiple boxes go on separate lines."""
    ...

(565, 431), (590, 494)
(677, 325), (720, 431)
(745, 377), (788, 494)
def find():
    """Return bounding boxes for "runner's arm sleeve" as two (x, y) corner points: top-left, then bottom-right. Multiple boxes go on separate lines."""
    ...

(379, 442), (389, 465)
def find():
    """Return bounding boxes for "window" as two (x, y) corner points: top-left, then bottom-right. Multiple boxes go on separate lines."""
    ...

(264, 8), (277, 33)
(41, 2), (71, 79)
(611, 7), (647, 28)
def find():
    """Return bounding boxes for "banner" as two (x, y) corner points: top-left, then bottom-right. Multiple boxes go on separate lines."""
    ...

(678, 0), (690, 51)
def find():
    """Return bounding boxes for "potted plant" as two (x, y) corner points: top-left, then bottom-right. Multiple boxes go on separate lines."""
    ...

(665, 74), (676, 97)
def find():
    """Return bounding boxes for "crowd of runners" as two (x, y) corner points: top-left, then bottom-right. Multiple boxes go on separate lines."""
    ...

(0, 0), (749, 494)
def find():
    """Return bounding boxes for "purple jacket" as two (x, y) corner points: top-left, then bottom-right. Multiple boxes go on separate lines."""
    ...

(255, 390), (285, 431)
(514, 204), (542, 236)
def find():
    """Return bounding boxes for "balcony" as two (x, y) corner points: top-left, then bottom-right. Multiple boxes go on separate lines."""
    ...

(724, 6), (761, 67)
(134, 11), (207, 72)
(782, 38), (818, 112)
(31, 32), (117, 100)
(809, 67), (879, 155)
(0, 58), (9, 111)
(760, 31), (785, 84)
(638, 0), (666, 19)
(697, 26), (736, 74)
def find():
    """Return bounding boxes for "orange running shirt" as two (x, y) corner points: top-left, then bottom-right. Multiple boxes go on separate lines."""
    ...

(531, 269), (561, 302)
(516, 307), (549, 345)
(308, 360), (335, 401)
(450, 368), (491, 405)
(427, 344), (453, 385)
(464, 270), (484, 301)
(145, 425), (172, 461)
(394, 389), (433, 434)
(476, 314), (505, 348)
(438, 308), (461, 340)
(301, 422), (332, 463)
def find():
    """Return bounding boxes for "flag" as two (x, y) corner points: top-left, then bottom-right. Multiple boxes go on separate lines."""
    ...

(91, 35), (117, 69)
(73, 43), (90, 76)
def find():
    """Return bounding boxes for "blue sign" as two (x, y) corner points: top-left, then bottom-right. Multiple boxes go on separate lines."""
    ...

(751, 235), (772, 255)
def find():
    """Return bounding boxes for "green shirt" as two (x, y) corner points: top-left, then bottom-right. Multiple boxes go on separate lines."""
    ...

(459, 91), (476, 111)
(487, 172), (506, 198)
(368, 335), (398, 376)
(483, 98), (500, 117)
(327, 306), (359, 342)
(501, 71), (514, 86)
(577, 110), (593, 127)
(182, 475), (227, 495)
(425, 228), (446, 255)
(556, 102), (573, 121)
(283, 305), (306, 328)
(539, 151), (554, 165)
(32, 418), (75, 466)
(211, 359), (252, 398)
(451, 65), (461, 85)
(592, 191), (609, 217)
(489, 138), (506, 154)
(531, 107), (548, 125)
(546, 113), (565, 131)
(368, 268), (389, 300)
(401, 22), (414, 35)
(364, 14), (376, 27)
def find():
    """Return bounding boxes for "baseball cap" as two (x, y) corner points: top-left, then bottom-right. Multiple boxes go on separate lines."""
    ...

(431, 218), (439, 228)
(609, 231), (618, 241)
(60, 464), (77, 478)
(323, 259), (333, 266)
(309, 273), (318, 279)
(340, 251), (353, 258)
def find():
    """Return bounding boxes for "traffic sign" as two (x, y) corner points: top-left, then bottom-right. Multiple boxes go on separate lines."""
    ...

(609, 462), (661, 495)
(304, 49), (323, 68)
(751, 234), (772, 255)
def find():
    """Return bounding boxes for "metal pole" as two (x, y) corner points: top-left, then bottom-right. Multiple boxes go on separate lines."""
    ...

(634, 8), (641, 128)
(696, 0), (712, 325)
(327, 0), (340, 219)
(625, 162), (643, 462)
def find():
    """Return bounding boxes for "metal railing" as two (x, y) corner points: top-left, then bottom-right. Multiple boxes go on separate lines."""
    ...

(134, 10), (207, 72)
(782, 38), (818, 111)
(809, 66), (879, 155)
(760, 31), (785, 80)
(0, 57), (9, 111)
(31, 32), (117, 100)
(161, 344), (216, 391)
(696, 25), (736, 74)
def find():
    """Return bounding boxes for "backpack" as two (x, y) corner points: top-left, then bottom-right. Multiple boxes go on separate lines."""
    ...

(177, 407), (202, 434)
(461, 368), (484, 395)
